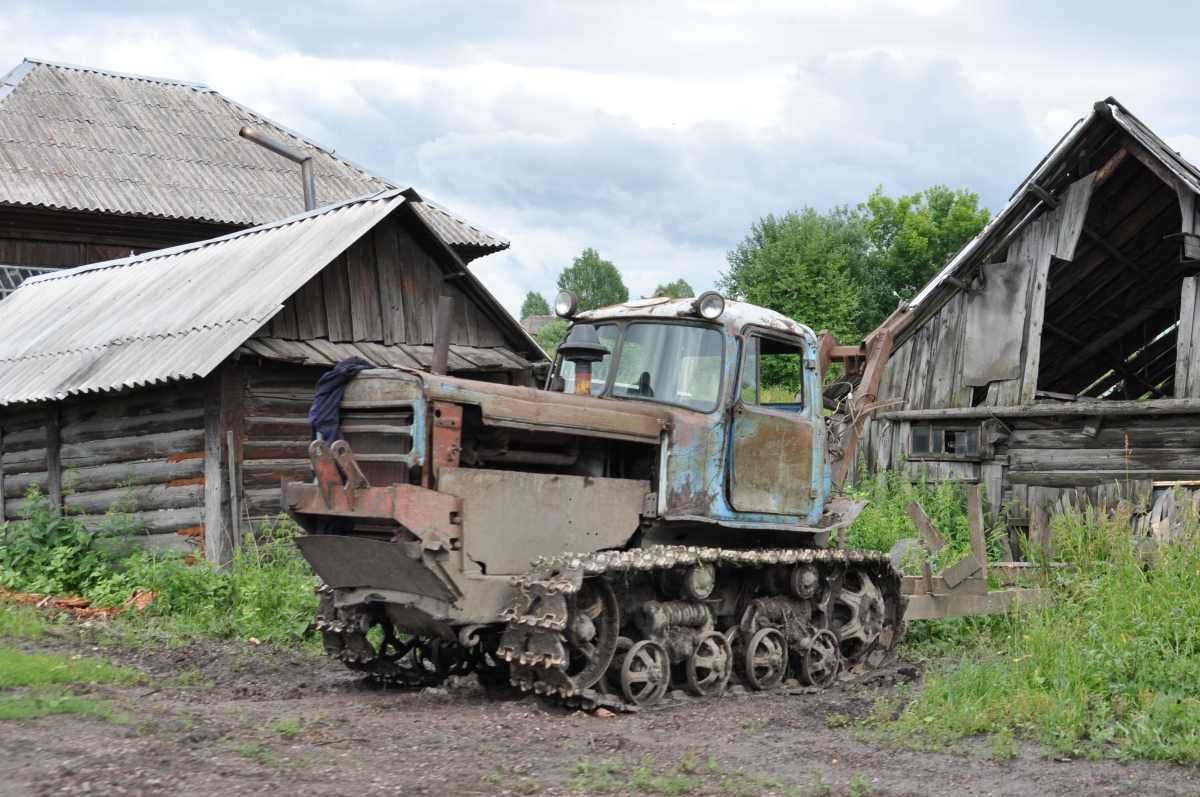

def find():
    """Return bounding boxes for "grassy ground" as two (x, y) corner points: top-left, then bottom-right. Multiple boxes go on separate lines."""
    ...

(869, 497), (1200, 763)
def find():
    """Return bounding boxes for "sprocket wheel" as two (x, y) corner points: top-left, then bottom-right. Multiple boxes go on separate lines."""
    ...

(831, 570), (885, 665)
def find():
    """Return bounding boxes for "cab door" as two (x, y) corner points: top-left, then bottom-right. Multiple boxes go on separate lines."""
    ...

(728, 331), (818, 517)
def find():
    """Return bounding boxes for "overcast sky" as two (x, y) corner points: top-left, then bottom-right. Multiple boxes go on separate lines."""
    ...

(3, 1), (1198, 317)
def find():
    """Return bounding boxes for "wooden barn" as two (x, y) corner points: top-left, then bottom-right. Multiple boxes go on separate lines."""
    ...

(0, 58), (508, 298)
(861, 97), (1200, 554)
(0, 190), (546, 565)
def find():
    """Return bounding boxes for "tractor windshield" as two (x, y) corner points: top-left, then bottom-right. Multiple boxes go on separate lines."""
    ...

(609, 322), (725, 412)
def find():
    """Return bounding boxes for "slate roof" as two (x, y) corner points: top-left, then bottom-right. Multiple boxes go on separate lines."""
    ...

(0, 191), (537, 405)
(0, 59), (507, 261)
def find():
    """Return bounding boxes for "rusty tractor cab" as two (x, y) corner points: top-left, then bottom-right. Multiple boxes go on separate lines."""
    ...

(285, 291), (906, 709)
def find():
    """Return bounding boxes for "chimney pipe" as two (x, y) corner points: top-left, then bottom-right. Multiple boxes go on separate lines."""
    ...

(431, 296), (456, 376)
(239, 126), (316, 211)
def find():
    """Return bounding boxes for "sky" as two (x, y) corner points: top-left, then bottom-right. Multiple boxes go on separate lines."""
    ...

(3, 1), (1199, 318)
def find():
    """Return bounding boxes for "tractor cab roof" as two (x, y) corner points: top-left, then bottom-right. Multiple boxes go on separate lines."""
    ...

(575, 297), (817, 341)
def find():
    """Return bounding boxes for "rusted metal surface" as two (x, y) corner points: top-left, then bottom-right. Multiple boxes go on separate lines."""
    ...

(295, 536), (454, 601)
(285, 440), (461, 552)
(729, 405), (815, 515)
(342, 369), (671, 444)
(429, 401), (463, 483)
(438, 468), (647, 575)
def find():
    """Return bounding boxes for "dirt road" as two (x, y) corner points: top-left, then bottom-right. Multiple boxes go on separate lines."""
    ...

(0, 638), (1196, 797)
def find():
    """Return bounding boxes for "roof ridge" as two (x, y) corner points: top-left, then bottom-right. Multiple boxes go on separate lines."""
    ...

(21, 58), (211, 90)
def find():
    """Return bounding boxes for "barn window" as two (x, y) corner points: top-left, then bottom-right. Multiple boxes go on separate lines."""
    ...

(910, 425), (979, 459)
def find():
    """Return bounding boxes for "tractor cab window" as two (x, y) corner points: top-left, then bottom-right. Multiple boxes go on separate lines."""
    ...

(611, 322), (724, 412)
(739, 333), (806, 411)
(555, 324), (618, 395)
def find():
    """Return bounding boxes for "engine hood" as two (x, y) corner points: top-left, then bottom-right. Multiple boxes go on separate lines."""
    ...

(341, 368), (673, 444)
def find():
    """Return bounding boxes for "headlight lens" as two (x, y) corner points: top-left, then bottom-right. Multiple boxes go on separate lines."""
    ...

(696, 291), (725, 320)
(554, 289), (579, 318)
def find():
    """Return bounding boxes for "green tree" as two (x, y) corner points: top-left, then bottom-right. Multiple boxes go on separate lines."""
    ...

(654, 279), (695, 299)
(557, 248), (628, 311)
(864, 184), (990, 301)
(719, 207), (868, 343)
(533, 318), (569, 355)
(520, 290), (551, 319)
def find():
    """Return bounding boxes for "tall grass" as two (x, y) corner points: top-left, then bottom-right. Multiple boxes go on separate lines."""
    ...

(885, 496), (1200, 762)
(0, 484), (319, 650)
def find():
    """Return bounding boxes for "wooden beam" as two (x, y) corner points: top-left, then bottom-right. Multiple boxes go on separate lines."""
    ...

(203, 375), (229, 568)
(1043, 291), (1178, 381)
(879, 396), (1200, 421)
(1093, 147), (1129, 189)
(905, 501), (946, 552)
(1080, 225), (1164, 287)
(45, 404), (61, 517)
(1028, 183), (1060, 209)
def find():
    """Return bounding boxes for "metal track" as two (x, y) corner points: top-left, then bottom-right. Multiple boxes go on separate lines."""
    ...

(497, 545), (907, 711)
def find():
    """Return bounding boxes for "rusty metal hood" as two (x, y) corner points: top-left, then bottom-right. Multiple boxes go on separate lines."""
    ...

(341, 368), (672, 443)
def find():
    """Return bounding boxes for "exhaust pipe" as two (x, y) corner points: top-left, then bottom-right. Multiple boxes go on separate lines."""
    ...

(431, 295), (456, 376)
(239, 126), (316, 212)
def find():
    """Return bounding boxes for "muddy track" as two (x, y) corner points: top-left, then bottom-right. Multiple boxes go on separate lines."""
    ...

(0, 635), (1197, 796)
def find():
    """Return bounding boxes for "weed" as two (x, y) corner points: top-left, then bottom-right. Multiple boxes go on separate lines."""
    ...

(885, 496), (1200, 763)
(825, 712), (851, 729)
(848, 773), (871, 797)
(740, 717), (773, 731)
(0, 604), (52, 638)
(483, 773), (502, 784)
(519, 777), (538, 794)
(988, 727), (1019, 764)
(809, 767), (831, 797)
(272, 717), (302, 738)
(569, 754), (794, 796)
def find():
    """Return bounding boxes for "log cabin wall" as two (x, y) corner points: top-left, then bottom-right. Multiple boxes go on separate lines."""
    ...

(1, 383), (207, 551)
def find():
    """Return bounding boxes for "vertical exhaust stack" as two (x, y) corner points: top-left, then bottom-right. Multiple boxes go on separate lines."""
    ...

(431, 295), (456, 376)
(239, 126), (316, 211)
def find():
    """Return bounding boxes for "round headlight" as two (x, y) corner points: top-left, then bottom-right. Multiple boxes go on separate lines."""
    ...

(554, 289), (579, 318)
(696, 291), (725, 320)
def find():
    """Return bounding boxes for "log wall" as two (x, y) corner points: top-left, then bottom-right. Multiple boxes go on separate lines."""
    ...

(2, 384), (206, 550)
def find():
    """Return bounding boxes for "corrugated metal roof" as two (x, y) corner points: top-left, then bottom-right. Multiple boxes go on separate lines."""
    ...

(0, 191), (406, 405)
(0, 59), (507, 260)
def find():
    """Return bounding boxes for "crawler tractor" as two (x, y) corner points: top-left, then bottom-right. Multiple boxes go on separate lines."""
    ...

(285, 291), (905, 709)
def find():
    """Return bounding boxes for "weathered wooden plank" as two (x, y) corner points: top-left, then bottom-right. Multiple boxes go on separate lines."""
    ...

(374, 220), (407, 345)
(242, 440), (312, 460)
(346, 237), (385, 342)
(1177, 276), (1200, 398)
(244, 394), (312, 416)
(1008, 470), (1200, 488)
(6, 457), (203, 499)
(1, 425), (47, 452)
(1052, 172), (1095, 261)
(321, 254), (355, 342)
(1019, 251), (1052, 405)
(926, 297), (961, 410)
(64, 483), (204, 515)
(353, 341), (420, 369)
(241, 459), (312, 489)
(204, 373), (228, 568)
(293, 272), (329, 340)
(396, 226), (425, 345)
(1009, 425), (1200, 450)
(58, 429), (204, 469)
(905, 324), (935, 410)
(980, 460), (1004, 519)
(243, 416), (311, 439)
(1010, 447), (1200, 472)
(244, 487), (284, 516)
(76, 507), (204, 537)
(46, 405), (61, 515)
(906, 501), (946, 551)
(60, 407), (204, 446)
(270, 295), (300, 339)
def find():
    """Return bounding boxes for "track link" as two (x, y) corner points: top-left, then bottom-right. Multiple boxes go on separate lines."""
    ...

(497, 545), (907, 711)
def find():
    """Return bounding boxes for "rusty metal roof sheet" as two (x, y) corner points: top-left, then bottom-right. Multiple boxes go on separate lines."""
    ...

(0, 191), (407, 405)
(0, 59), (507, 260)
